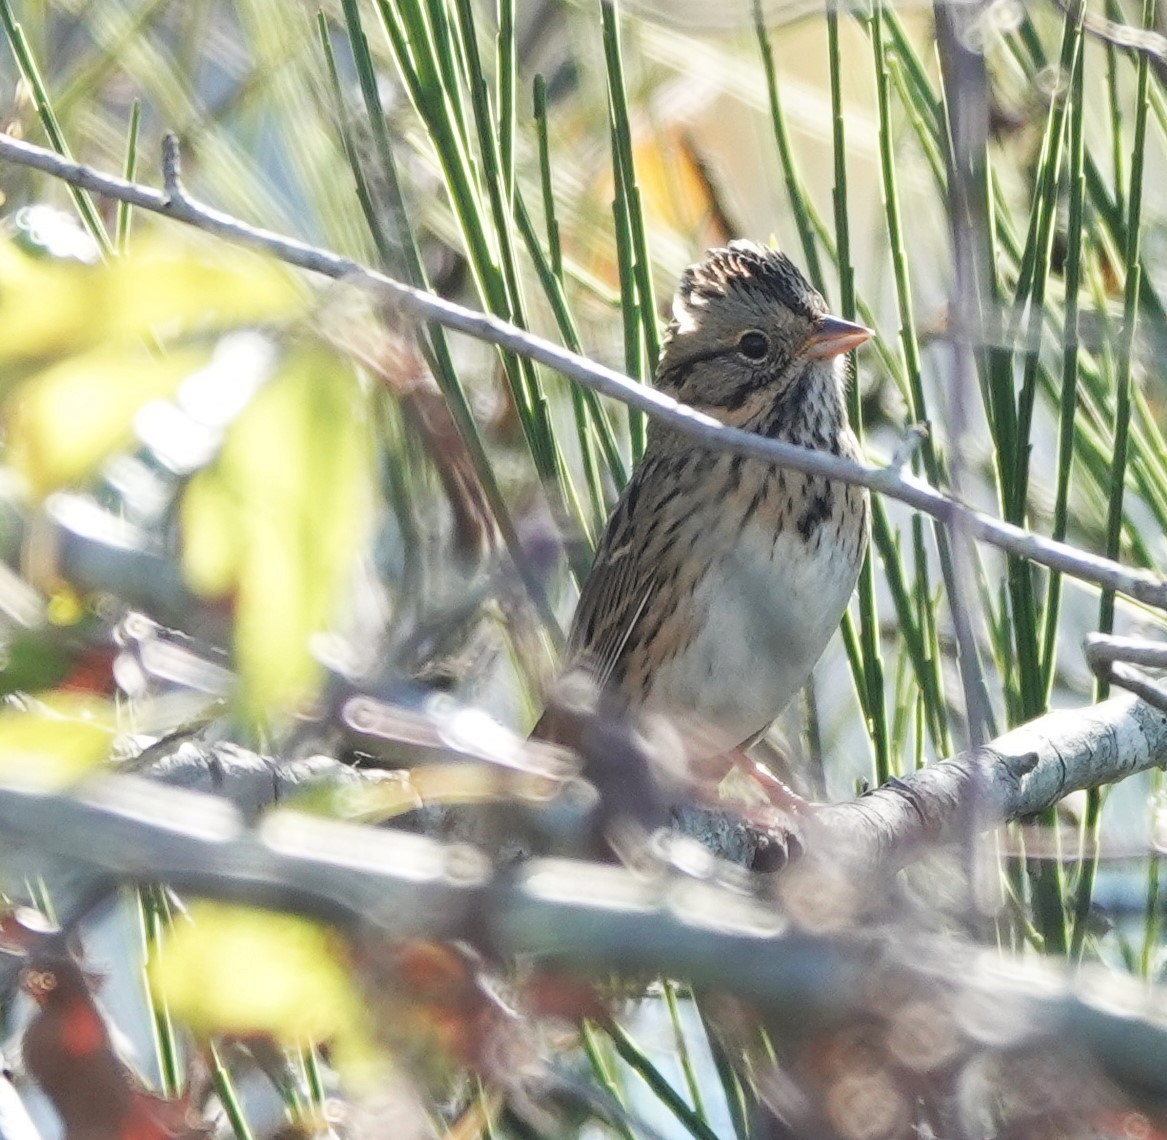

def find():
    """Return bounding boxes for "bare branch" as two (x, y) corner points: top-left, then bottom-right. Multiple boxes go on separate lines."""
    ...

(2, 132), (1166, 611)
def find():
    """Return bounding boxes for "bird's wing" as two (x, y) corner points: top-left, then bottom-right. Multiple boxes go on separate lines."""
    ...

(566, 462), (667, 692)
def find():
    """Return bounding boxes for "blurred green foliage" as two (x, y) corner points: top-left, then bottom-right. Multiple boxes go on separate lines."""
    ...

(0, 230), (373, 719)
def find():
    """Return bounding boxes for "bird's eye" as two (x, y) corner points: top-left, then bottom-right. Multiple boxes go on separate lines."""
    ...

(737, 331), (770, 360)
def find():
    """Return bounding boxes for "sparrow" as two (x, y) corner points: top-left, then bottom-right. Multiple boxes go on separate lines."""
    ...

(535, 241), (870, 792)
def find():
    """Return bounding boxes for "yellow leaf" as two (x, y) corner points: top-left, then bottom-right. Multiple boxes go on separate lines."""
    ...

(151, 902), (367, 1046)
(0, 236), (305, 374)
(180, 346), (373, 717)
(106, 240), (306, 342)
(180, 471), (242, 599)
(0, 242), (97, 369)
(0, 694), (114, 789)
(234, 513), (320, 714)
(7, 345), (208, 497)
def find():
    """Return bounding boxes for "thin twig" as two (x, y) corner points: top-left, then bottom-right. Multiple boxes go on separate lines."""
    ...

(1084, 633), (1167, 715)
(2, 132), (1166, 610)
(1102, 663), (1167, 716)
(1085, 631), (1167, 671)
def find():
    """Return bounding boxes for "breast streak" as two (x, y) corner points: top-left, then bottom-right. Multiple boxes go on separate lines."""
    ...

(645, 470), (860, 747)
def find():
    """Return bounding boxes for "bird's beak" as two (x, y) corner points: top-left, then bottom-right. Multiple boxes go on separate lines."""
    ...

(801, 316), (874, 360)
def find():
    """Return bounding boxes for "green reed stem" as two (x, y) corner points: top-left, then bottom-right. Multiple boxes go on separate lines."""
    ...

(872, 5), (993, 751)
(533, 75), (563, 280)
(115, 100), (141, 252)
(210, 1040), (255, 1140)
(1074, 0), (1154, 955)
(754, 0), (823, 289)
(608, 1021), (721, 1140)
(303, 1045), (326, 1109)
(1142, 799), (1162, 978)
(583, 1022), (636, 1140)
(1098, 0), (1153, 658)
(0, 1), (113, 256)
(375, 0), (571, 540)
(600, 0), (654, 457)
(331, 2), (564, 644)
(696, 999), (752, 1140)
(529, 76), (612, 518)
(1041, 26), (1086, 702)
(869, 11), (937, 477)
(138, 887), (182, 1097)
(997, 16), (1073, 930)
(496, 0), (515, 201)
(1105, 0), (1125, 218)
(871, 502), (951, 756)
(513, 189), (605, 536)
(1002, 0), (1084, 736)
(826, 7), (887, 780)
(449, 0), (594, 571)
(1070, 785), (1103, 961)
(879, 0), (1167, 589)
(529, 77), (627, 490)
(663, 981), (708, 1123)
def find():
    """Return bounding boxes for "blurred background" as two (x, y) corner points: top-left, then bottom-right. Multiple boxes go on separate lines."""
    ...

(0, 0), (1166, 1136)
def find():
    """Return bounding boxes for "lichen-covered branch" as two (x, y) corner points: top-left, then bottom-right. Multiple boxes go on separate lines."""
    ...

(810, 693), (1167, 867)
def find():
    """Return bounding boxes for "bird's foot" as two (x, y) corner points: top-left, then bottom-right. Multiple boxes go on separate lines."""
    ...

(733, 751), (816, 818)
(730, 751), (820, 871)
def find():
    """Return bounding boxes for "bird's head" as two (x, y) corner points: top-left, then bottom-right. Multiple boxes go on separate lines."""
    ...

(655, 241), (871, 427)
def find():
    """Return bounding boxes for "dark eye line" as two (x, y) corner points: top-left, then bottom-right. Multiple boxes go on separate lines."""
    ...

(661, 333), (784, 393)
(658, 344), (734, 386)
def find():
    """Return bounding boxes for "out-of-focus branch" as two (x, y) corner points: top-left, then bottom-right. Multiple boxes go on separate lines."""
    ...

(931, 0), (995, 748)
(1049, 0), (1167, 75)
(2, 133), (1166, 612)
(127, 691), (1167, 877)
(3, 759), (1167, 1099)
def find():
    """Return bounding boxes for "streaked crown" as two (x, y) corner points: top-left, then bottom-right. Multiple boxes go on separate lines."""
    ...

(667, 241), (826, 344)
(654, 241), (843, 423)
